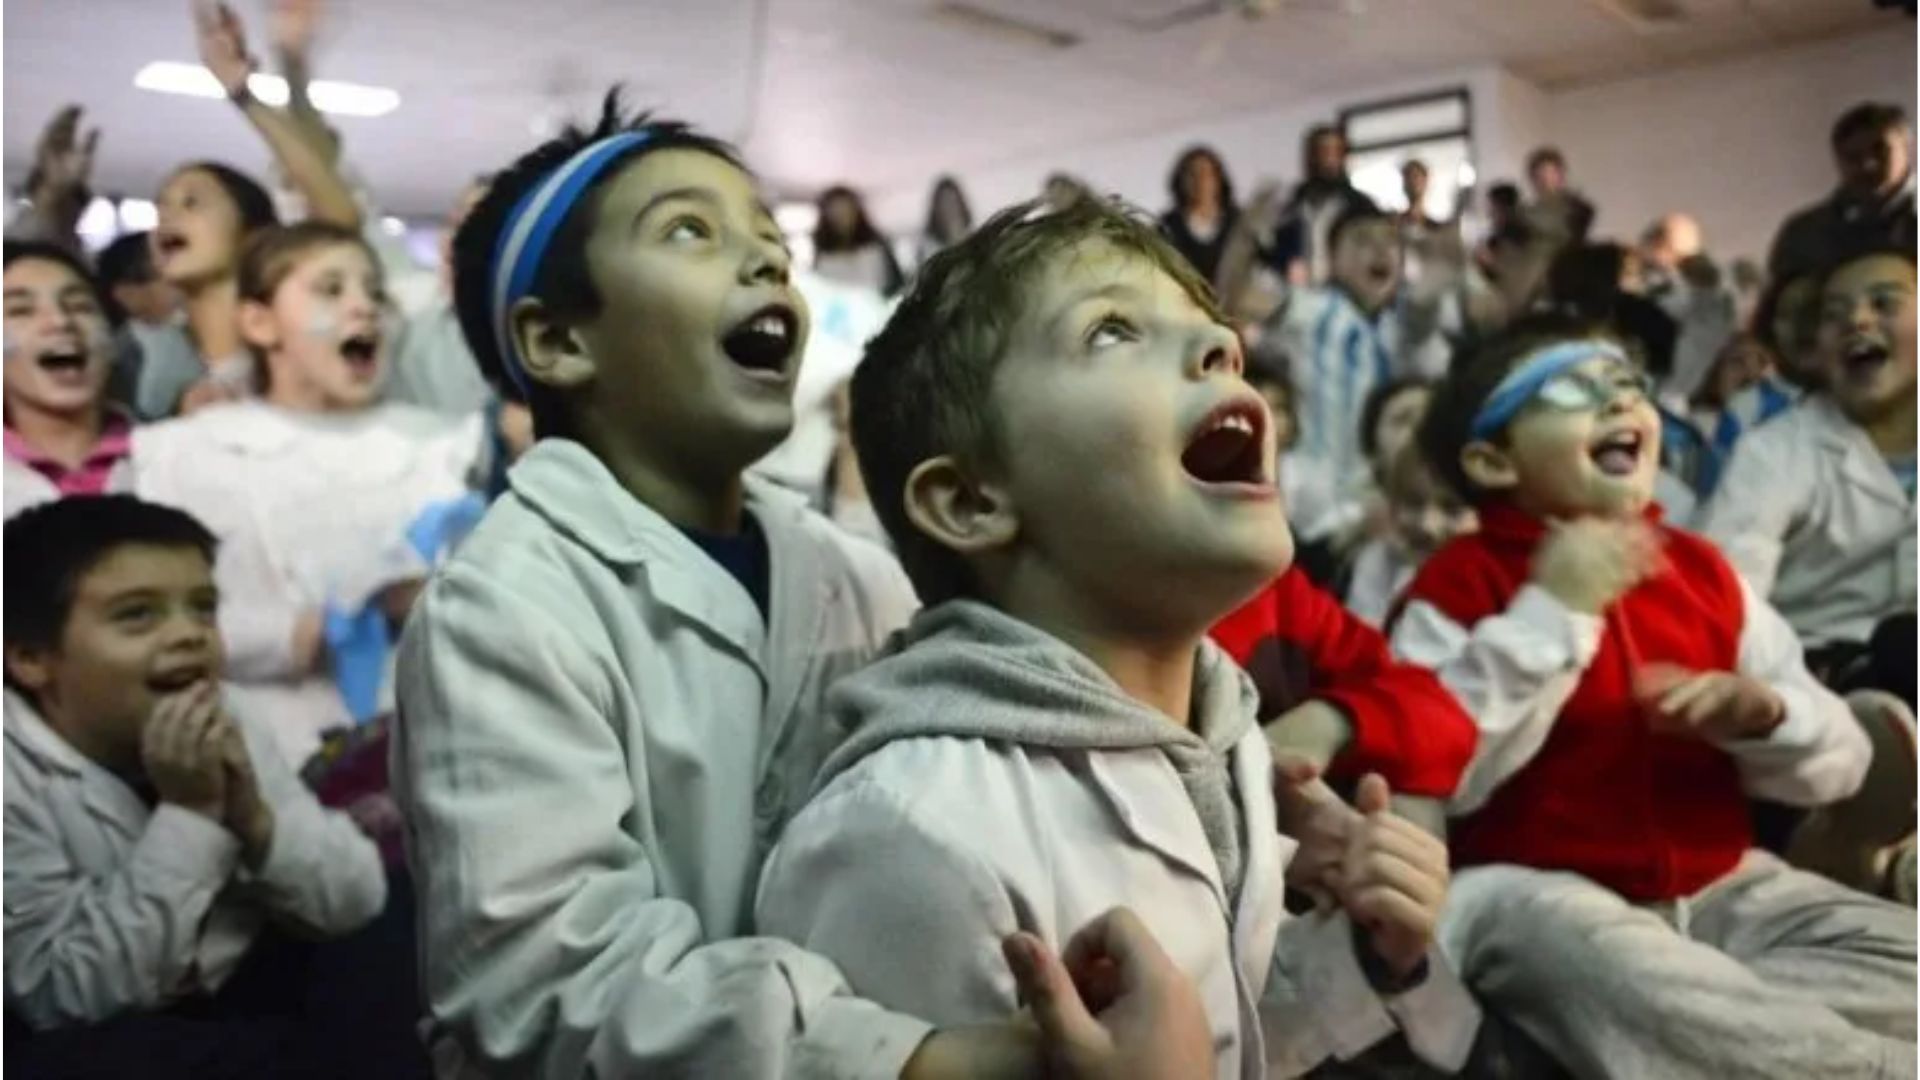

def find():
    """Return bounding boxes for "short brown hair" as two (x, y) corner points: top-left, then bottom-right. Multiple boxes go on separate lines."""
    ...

(237, 220), (375, 306)
(851, 194), (1226, 604)
(1419, 312), (1619, 505)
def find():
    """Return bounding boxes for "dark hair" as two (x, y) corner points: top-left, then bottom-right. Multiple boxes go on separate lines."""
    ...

(1168, 145), (1236, 214)
(1546, 242), (1630, 318)
(814, 185), (884, 253)
(450, 88), (744, 439)
(1750, 269), (1818, 352)
(1402, 159), (1430, 178)
(173, 161), (279, 236)
(1832, 102), (1908, 148)
(1359, 375), (1436, 460)
(1527, 146), (1567, 175)
(923, 176), (974, 245)
(1328, 201), (1395, 254)
(1488, 183), (1522, 211)
(4, 496), (217, 653)
(1245, 349), (1299, 449)
(97, 232), (158, 290)
(2, 241), (111, 320)
(852, 195), (1225, 604)
(1419, 312), (1619, 504)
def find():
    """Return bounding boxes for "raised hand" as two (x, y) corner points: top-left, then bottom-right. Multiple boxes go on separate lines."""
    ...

(29, 105), (100, 209)
(269, 0), (324, 60)
(1533, 517), (1664, 615)
(192, 0), (258, 97)
(1635, 663), (1785, 742)
(142, 682), (229, 821)
(1339, 774), (1450, 980)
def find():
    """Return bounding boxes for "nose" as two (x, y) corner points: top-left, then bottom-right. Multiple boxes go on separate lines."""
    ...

(741, 233), (792, 287)
(1190, 322), (1244, 379)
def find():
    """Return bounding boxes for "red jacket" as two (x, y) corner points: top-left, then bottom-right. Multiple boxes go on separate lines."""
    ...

(1210, 566), (1477, 798)
(1396, 504), (1751, 901)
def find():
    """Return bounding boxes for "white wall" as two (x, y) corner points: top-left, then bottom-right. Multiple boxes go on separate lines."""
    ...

(865, 63), (1507, 239)
(1545, 24), (1916, 266)
(869, 24), (1916, 270)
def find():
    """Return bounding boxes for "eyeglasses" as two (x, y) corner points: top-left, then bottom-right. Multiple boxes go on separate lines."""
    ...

(1524, 365), (1653, 416)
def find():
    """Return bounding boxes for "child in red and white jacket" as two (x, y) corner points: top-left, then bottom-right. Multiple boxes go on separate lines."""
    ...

(1389, 313), (1914, 1079)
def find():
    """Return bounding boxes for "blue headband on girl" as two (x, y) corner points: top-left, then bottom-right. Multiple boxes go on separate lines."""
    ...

(489, 131), (654, 395)
(1468, 340), (1631, 440)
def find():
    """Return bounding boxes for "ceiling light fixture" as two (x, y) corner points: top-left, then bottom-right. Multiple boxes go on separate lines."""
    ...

(134, 61), (400, 117)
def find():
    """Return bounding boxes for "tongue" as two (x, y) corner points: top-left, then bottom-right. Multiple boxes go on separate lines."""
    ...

(1183, 427), (1249, 484)
(1593, 447), (1637, 476)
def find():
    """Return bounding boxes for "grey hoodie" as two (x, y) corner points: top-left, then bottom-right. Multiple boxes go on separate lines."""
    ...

(813, 599), (1261, 903)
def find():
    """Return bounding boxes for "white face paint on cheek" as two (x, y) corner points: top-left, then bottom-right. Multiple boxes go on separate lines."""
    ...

(305, 308), (341, 343)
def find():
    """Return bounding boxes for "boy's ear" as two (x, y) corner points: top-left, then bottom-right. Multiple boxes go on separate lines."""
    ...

(1460, 439), (1519, 493)
(236, 299), (280, 352)
(903, 455), (1018, 559)
(4, 643), (54, 696)
(508, 296), (596, 390)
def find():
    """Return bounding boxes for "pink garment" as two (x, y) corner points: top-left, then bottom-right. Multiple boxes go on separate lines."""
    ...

(3, 413), (133, 497)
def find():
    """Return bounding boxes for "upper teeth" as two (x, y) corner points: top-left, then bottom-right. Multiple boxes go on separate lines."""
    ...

(750, 314), (788, 338)
(1211, 412), (1255, 436)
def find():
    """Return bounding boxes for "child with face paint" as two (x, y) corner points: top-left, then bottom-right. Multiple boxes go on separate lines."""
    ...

(3, 243), (136, 518)
(392, 92), (1209, 1080)
(1390, 313), (1910, 1077)
(131, 222), (485, 769)
(129, 1), (364, 421)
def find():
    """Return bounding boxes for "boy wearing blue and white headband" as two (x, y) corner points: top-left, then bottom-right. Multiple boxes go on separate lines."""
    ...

(1389, 313), (1914, 1077)
(391, 92), (1215, 1079)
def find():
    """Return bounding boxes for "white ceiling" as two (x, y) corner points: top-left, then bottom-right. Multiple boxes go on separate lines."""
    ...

(3, 0), (1894, 219)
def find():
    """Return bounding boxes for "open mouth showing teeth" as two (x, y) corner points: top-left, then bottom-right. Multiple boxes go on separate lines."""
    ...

(1590, 430), (1643, 477)
(37, 350), (87, 374)
(339, 334), (380, 369)
(1182, 400), (1267, 487)
(720, 305), (798, 373)
(155, 233), (188, 258)
(1844, 340), (1891, 371)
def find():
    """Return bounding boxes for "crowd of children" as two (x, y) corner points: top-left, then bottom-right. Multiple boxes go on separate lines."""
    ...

(3, 2), (1917, 1076)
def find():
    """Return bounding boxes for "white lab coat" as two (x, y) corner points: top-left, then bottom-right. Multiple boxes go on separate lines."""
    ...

(3, 690), (386, 1030)
(391, 439), (929, 1079)
(756, 603), (1480, 1079)
(132, 400), (485, 765)
(1698, 394), (1917, 649)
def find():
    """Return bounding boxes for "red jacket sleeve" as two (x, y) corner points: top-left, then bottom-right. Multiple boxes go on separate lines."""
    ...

(1212, 568), (1477, 798)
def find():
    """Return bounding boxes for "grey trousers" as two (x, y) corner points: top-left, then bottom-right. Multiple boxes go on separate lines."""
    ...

(1440, 851), (1917, 1080)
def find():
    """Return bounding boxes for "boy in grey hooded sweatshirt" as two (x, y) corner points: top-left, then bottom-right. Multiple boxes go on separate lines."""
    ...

(756, 197), (1487, 1078)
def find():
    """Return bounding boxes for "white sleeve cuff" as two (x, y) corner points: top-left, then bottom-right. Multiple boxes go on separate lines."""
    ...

(791, 997), (936, 1080)
(1505, 585), (1605, 671)
(1383, 948), (1483, 1074)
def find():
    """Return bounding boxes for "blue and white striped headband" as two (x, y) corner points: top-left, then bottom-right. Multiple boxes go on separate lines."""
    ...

(489, 131), (654, 395)
(1469, 340), (1631, 441)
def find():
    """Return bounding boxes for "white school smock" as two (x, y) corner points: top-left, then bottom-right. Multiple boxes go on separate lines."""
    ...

(132, 400), (484, 764)
(756, 676), (1480, 1080)
(3, 690), (385, 1030)
(391, 439), (930, 1079)
(1698, 394), (1917, 649)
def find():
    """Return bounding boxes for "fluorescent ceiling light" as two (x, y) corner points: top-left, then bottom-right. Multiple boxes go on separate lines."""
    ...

(134, 61), (399, 117)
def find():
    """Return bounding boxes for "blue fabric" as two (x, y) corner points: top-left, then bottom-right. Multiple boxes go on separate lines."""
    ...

(1889, 454), (1917, 503)
(1309, 300), (1340, 460)
(1469, 341), (1631, 440)
(680, 512), (770, 619)
(325, 604), (390, 724)
(406, 492), (488, 564)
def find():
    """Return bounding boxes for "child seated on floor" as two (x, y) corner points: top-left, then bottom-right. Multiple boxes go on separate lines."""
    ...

(3, 495), (388, 1080)
(1389, 312), (1913, 1078)
(756, 195), (1490, 1078)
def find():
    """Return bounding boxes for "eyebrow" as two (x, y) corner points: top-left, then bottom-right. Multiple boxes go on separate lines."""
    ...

(630, 186), (724, 234)
(1049, 282), (1151, 337)
(2, 288), (32, 303)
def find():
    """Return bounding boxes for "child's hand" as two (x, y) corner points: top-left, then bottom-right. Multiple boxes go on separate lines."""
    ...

(1271, 752), (1361, 910)
(218, 721), (276, 867)
(268, 0), (323, 61)
(1340, 774), (1449, 981)
(29, 105), (99, 210)
(1532, 518), (1664, 614)
(1635, 664), (1785, 742)
(143, 682), (229, 821)
(1000, 908), (1215, 1080)
(192, 0), (258, 97)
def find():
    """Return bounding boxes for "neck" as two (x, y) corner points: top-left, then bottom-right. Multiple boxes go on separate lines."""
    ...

(6, 399), (104, 468)
(1856, 392), (1918, 455)
(183, 277), (242, 363)
(597, 435), (748, 535)
(997, 568), (1199, 726)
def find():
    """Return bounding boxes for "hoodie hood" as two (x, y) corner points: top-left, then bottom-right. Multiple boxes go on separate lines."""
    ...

(815, 599), (1262, 899)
